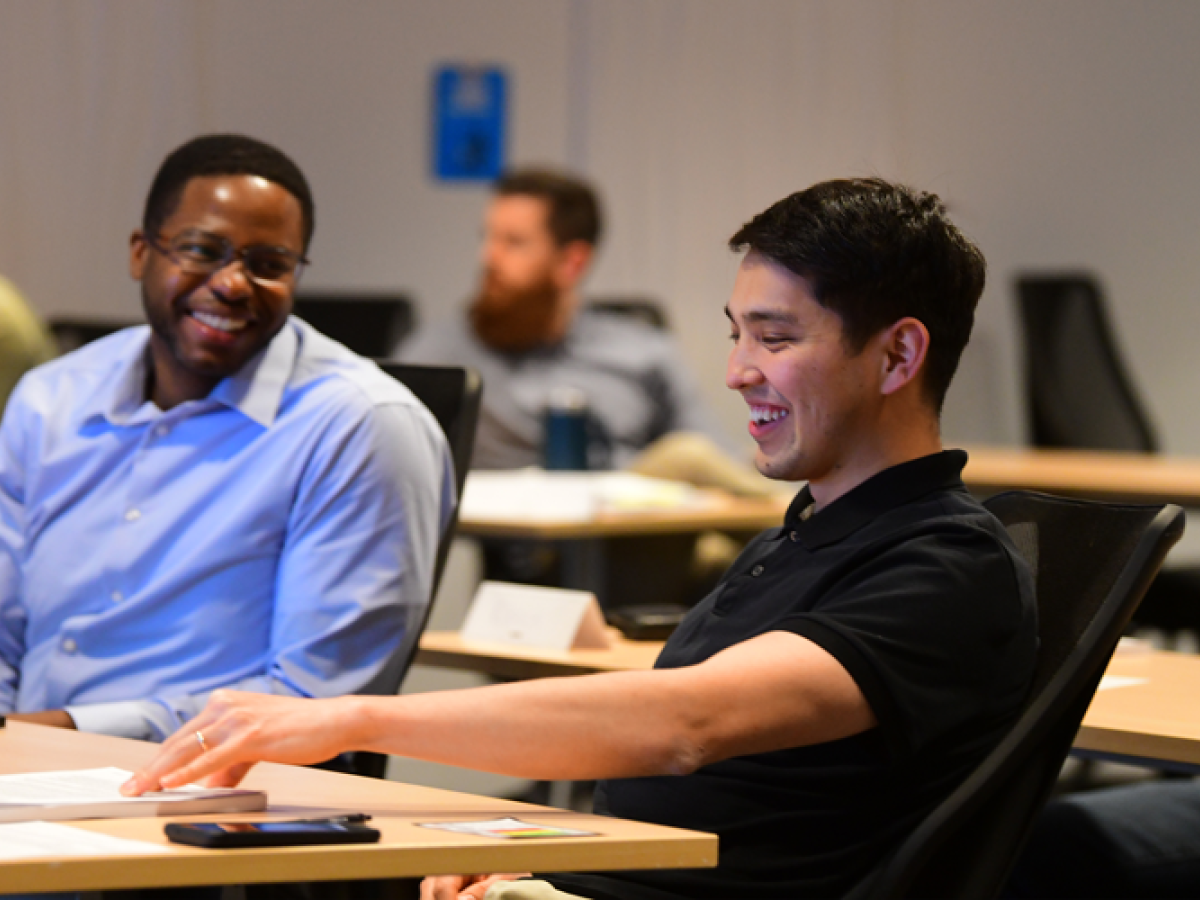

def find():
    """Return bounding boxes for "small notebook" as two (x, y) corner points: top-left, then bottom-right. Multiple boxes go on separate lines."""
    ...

(0, 767), (266, 823)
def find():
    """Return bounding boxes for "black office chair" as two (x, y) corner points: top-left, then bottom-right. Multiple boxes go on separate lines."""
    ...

(294, 293), (415, 357)
(335, 363), (481, 779)
(847, 492), (1184, 900)
(47, 317), (141, 354)
(1017, 275), (1157, 453)
(1016, 274), (1200, 635)
(588, 296), (670, 330)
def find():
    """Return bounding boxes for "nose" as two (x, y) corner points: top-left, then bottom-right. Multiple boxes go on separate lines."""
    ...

(726, 338), (764, 392)
(207, 257), (254, 303)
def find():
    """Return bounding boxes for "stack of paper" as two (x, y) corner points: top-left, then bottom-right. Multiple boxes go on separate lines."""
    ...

(0, 767), (265, 822)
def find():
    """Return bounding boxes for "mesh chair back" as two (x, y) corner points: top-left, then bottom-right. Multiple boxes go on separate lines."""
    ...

(588, 296), (670, 330)
(48, 318), (140, 354)
(294, 294), (414, 357)
(848, 492), (1184, 899)
(338, 363), (480, 779)
(1017, 275), (1157, 452)
(376, 362), (481, 601)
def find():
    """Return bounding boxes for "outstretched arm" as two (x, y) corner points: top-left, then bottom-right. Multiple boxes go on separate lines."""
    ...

(123, 629), (874, 793)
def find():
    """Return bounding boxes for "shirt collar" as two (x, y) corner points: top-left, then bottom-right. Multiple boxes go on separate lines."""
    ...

(779, 449), (970, 550)
(92, 322), (297, 429)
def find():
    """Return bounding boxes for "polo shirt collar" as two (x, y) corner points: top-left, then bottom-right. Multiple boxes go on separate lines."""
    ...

(93, 322), (297, 429)
(781, 449), (970, 549)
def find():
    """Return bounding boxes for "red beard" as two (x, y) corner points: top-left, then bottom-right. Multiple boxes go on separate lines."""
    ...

(469, 272), (563, 352)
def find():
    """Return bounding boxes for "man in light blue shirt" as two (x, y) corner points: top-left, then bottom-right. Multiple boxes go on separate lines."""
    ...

(0, 134), (453, 742)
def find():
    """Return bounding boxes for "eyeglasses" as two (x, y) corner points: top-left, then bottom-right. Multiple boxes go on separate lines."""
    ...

(146, 229), (308, 285)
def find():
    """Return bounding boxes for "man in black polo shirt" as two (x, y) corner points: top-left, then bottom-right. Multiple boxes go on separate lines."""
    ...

(125, 178), (1038, 900)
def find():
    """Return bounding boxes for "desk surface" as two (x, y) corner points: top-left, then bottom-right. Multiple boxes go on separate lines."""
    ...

(962, 445), (1200, 506)
(455, 447), (1200, 541)
(0, 723), (715, 893)
(418, 635), (1200, 771)
(1076, 649), (1200, 769)
(458, 488), (789, 539)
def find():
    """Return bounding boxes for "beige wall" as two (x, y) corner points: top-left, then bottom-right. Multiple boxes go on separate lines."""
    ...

(3, 0), (1200, 454)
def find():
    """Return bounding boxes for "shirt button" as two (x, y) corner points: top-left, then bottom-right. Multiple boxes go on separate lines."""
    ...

(154, 425), (169, 438)
(111, 590), (124, 603)
(124, 508), (141, 522)
(751, 564), (765, 576)
(62, 638), (77, 654)
(789, 530), (800, 542)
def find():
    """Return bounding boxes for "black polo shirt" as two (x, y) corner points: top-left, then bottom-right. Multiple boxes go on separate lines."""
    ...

(549, 450), (1037, 900)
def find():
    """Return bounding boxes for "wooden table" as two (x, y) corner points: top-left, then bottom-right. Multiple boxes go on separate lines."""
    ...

(458, 489), (789, 541)
(1075, 649), (1200, 773)
(0, 722), (715, 894)
(455, 448), (1200, 547)
(417, 632), (663, 681)
(417, 635), (1200, 773)
(962, 445), (1200, 506)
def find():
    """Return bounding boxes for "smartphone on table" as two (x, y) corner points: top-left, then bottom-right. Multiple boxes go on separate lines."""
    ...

(165, 817), (380, 848)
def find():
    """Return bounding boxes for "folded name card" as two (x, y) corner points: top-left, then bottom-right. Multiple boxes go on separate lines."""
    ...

(461, 581), (612, 652)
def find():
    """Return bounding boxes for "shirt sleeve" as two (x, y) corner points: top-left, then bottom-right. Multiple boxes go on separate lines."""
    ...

(70, 398), (454, 742)
(777, 524), (1036, 759)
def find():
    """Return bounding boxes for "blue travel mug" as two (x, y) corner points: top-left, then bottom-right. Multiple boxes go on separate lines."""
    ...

(543, 387), (590, 470)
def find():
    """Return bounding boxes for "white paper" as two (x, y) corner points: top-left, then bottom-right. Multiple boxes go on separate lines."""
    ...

(0, 767), (208, 806)
(0, 820), (169, 860)
(1097, 676), (1149, 692)
(461, 470), (703, 523)
(461, 581), (611, 651)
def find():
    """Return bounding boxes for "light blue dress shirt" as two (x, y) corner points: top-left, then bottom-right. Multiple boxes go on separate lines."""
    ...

(0, 319), (454, 741)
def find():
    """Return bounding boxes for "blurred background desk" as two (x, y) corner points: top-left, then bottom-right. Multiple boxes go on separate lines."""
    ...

(963, 446), (1200, 505)
(456, 473), (789, 607)
(0, 722), (716, 894)
(417, 636), (1200, 775)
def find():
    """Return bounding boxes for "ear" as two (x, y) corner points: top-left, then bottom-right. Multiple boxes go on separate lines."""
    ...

(554, 240), (593, 290)
(878, 317), (930, 397)
(129, 230), (149, 280)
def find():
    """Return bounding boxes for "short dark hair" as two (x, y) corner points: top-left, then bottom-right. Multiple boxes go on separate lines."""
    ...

(729, 177), (985, 413)
(495, 167), (602, 247)
(142, 134), (315, 250)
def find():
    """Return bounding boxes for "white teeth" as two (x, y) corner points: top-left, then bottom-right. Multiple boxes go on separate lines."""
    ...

(750, 406), (789, 424)
(192, 311), (247, 333)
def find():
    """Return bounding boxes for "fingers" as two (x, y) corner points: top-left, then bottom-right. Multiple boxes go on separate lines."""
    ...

(201, 760), (255, 788)
(121, 704), (238, 795)
(419, 874), (530, 900)
(420, 875), (470, 900)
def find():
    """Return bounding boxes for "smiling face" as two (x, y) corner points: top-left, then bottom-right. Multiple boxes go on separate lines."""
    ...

(130, 174), (303, 409)
(726, 251), (896, 499)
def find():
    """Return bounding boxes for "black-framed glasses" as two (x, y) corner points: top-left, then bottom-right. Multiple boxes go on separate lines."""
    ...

(146, 229), (308, 285)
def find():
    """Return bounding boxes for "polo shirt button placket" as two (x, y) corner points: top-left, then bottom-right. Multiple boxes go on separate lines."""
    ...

(751, 564), (765, 577)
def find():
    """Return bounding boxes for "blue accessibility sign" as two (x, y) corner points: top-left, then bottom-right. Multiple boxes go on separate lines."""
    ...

(432, 65), (507, 182)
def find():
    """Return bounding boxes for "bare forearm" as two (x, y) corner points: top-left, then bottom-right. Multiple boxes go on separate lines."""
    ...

(351, 670), (703, 780)
(122, 631), (874, 796)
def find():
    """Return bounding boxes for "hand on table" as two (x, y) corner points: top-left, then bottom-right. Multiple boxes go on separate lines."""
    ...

(420, 873), (531, 900)
(120, 689), (355, 795)
(7, 710), (76, 729)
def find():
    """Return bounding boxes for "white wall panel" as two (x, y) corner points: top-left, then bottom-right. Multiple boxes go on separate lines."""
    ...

(3, 1), (1200, 452)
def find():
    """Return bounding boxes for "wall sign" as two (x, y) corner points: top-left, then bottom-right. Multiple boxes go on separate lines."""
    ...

(432, 65), (507, 182)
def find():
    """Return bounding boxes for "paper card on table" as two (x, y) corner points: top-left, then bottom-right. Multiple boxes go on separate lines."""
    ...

(1098, 675), (1149, 691)
(461, 581), (612, 651)
(418, 817), (596, 839)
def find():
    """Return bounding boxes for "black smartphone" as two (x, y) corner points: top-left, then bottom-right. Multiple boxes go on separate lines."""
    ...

(165, 819), (381, 848)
